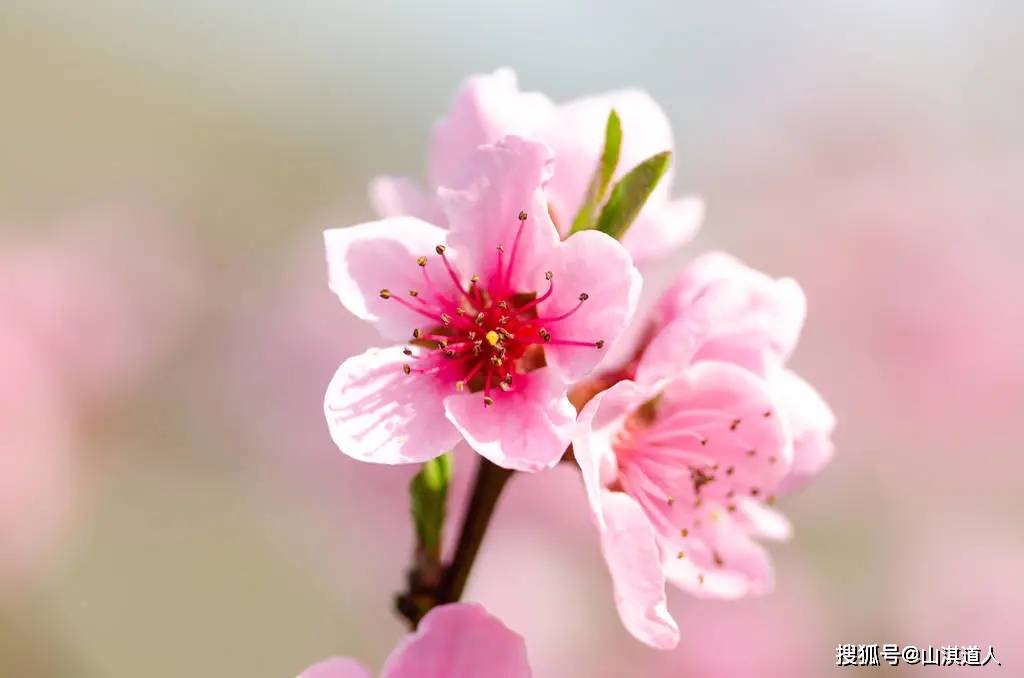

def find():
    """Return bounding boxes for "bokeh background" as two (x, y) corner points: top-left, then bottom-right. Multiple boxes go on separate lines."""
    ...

(2, 2), (1022, 676)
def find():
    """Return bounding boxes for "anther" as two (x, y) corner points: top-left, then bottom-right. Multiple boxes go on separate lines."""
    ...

(578, 292), (589, 301)
(498, 315), (509, 325)
(713, 551), (724, 567)
(518, 210), (528, 221)
(444, 349), (456, 358)
(496, 244), (505, 253)
(379, 289), (392, 299)
(545, 271), (553, 281)
(539, 328), (551, 343)
(730, 418), (741, 431)
(751, 488), (761, 496)
(667, 496), (675, 506)
(595, 340), (605, 349)
(402, 348), (413, 356)
(499, 381), (512, 392)
(412, 329), (422, 339)
(680, 528), (689, 538)
(763, 410), (772, 418)
(467, 331), (477, 340)
(698, 574), (705, 585)
(455, 381), (465, 392)
(496, 328), (514, 340)
(725, 465), (735, 476)
(483, 396), (494, 408)
(490, 356), (503, 367)
(747, 449), (756, 457)
(409, 289), (419, 297)
(677, 551), (685, 560)
(416, 256), (427, 267)
(440, 313), (452, 325)
(497, 301), (509, 310)
(470, 274), (480, 284)
(474, 312), (485, 325)
(435, 245), (446, 255)
(402, 364), (411, 375)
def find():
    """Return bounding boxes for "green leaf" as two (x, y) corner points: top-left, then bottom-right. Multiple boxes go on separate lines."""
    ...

(570, 109), (622, 234)
(409, 452), (452, 558)
(594, 150), (672, 240)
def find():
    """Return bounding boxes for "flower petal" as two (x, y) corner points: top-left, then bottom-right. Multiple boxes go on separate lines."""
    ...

(733, 497), (793, 542)
(657, 360), (793, 490)
(368, 175), (446, 224)
(324, 346), (461, 465)
(539, 89), (676, 234)
(429, 69), (554, 190)
(538, 230), (642, 381)
(443, 367), (573, 472)
(597, 490), (680, 650)
(655, 252), (807, 368)
(574, 379), (651, 521)
(663, 514), (775, 599)
(771, 368), (836, 492)
(633, 317), (702, 386)
(299, 658), (372, 678)
(621, 196), (704, 263)
(324, 219), (452, 341)
(381, 603), (532, 678)
(438, 136), (560, 294)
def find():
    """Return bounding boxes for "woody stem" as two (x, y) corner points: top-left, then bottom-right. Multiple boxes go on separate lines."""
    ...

(396, 457), (513, 628)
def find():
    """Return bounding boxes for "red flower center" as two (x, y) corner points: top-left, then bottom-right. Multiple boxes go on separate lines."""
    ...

(379, 211), (602, 406)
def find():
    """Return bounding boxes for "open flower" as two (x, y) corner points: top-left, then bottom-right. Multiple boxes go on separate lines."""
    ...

(571, 252), (834, 649)
(370, 69), (703, 263)
(299, 603), (531, 678)
(324, 136), (641, 472)
(640, 252), (835, 491)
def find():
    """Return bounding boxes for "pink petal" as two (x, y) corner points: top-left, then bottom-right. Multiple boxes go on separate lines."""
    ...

(381, 603), (532, 678)
(597, 490), (680, 650)
(539, 89), (676, 234)
(621, 196), (705, 263)
(733, 498), (793, 542)
(574, 379), (651, 519)
(771, 368), (836, 492)
(443, 367), (574, 472)
(299, 657), (372, 678)
(538, 230), (642, 381)
(438, 136), (560, 294)
(324, 218), (452, 341)
(428, 69), (554, 190)
(656, 252), (807, 368)
(658, 361), (793, 487)
(368, 175), (446, 224)
(633, 317), (702, 386)
(663, 514), (775, 599)
(324, 346), (461, 465)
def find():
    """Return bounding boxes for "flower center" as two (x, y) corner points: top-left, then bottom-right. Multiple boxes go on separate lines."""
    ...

(379, 210), (604, 407)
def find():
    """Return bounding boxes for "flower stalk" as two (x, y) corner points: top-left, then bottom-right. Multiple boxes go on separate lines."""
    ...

(397, 457), (513, 628)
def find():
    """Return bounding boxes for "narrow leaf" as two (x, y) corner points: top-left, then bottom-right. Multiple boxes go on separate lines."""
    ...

(595, 150), (672, 240)
(570, 109), (622, 233)
(409, 452), (452, 559)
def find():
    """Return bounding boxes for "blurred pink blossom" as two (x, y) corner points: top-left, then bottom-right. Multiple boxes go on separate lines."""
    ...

(2, 204), (200, 411)
(299, 603), (531, 678)
(571, 252), (833, 648)
(324, 137), (639, 472)
(370, 68), (704, 262)
(0, 325), (76, 587)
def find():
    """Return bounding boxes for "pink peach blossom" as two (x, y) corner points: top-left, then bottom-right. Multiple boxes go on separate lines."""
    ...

(370, 69), (703, 262)
(298, 603), (531, 678)
(640, 252), (835, 491)
(324, 136), (640, 472)
(572, 252), (834, 648)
